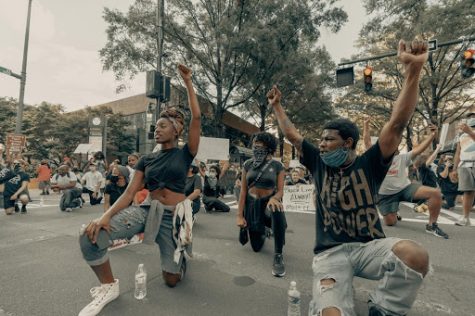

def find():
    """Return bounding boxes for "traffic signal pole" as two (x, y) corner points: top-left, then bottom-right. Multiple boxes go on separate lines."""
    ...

(15, 0), (33, 134)
(338, 36), (475, 67)
(155, 0), (164, 119)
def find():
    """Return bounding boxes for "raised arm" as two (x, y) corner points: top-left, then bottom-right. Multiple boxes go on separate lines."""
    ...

(459, 123), (475, 141)
(378, 39), (429, 160)
(412, 125), (437, 157)
(267, 85), (304, 152)
(178, 64), (201, 156)
(425, 144), (441, 167)
(363, 117), (372, 151)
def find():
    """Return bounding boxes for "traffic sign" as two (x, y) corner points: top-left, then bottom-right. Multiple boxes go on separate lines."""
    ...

(5, 134), (26, 161)
(0, 66), (12, 76)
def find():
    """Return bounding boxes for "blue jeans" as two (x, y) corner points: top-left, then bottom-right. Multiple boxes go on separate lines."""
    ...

(79, 206), (184, 274)
(60, 188), (82, 210)
(309, 238), (425, 316)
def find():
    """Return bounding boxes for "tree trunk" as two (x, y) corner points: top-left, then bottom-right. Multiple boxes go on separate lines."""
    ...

(259, 104), (266, 131)
(278, 129), (284, 159)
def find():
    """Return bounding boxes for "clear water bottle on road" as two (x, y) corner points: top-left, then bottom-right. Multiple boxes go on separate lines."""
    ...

(287, 281), (301, 316)
(134, 263), (147, 300)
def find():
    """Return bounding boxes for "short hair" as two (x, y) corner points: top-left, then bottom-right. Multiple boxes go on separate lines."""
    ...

(251, 132), (277, 154)
(128, 153), (140, 159)
(323, 118), (360, 150)
(94, 151), (105, 160)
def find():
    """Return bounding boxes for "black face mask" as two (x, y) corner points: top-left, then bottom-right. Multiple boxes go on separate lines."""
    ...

(13, 164), (21, 172)
(110, 175), (119, 183)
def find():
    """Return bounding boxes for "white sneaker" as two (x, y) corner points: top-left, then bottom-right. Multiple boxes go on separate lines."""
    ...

(78, 279), (119, 316)
(455, 217), (471, 226)
(65, 208), (72, 212)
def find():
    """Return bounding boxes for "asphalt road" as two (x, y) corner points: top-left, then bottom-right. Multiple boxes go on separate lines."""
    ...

(0, 190), (474, 316)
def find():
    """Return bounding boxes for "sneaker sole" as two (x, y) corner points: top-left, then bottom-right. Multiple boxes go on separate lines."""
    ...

(272, 270), (286, 277)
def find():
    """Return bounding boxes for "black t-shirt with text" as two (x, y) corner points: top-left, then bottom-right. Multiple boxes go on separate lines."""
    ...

(300, 140), (391, 254)
(3, 171), (30, 197)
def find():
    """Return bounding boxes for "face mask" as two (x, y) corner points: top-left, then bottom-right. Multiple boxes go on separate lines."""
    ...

(13, 164), (21, 172)
(468, 118), (475, 127)
(320, 147), (349, 168)
(110, 175), (119, 183)
(252, 147), (268, 168)
(209, 171), (217, 178)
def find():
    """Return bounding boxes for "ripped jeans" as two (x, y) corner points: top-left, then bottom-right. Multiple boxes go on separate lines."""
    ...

(309, 238), (425, 316)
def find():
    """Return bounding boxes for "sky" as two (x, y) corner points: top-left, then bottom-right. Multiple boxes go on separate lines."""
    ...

(0, 0), (366, 112)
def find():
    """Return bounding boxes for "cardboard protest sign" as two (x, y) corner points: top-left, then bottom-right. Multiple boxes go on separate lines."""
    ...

(195, 137), (230, 161)
(283, 184), (315, 213)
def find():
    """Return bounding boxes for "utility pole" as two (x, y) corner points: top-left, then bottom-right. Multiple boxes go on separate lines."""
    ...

(15, 0), (33, 134)
(155, 0), (165, 119)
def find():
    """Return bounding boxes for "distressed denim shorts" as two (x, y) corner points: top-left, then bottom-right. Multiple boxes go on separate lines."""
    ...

(79, 205), (183, 274)
(308, 238), (425, 316)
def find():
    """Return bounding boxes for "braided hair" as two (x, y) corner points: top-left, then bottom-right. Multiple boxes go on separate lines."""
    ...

(160, 107), (185, 136)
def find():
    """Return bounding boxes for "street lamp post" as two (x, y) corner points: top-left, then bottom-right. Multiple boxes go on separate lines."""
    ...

(15, 0), (33, 134)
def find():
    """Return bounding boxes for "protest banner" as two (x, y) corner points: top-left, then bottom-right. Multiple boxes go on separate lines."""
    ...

(195, 137), (230, 161)
(283, 184), (315, 213)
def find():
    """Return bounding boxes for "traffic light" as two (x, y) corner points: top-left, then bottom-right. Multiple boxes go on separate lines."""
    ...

(148, 125), (155, 140)
(461, 49), (475, 79)
(363, 66), (372, 92)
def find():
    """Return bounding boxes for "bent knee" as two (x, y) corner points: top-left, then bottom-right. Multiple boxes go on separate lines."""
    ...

(392, 240), (429, 276)
(162, 271), (180, 288)
(19, 194), (29, 204)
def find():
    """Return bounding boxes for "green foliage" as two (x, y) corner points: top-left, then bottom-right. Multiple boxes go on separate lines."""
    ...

(100, 0), (347, 137)
(0, 97), (134, 164)
(338, 0), (475, 148)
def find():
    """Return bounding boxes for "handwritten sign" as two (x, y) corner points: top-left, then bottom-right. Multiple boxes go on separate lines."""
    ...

(283, 184), (315, 213)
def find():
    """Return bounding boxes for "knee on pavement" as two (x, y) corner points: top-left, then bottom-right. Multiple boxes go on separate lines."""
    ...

(392, 240), (429, 276)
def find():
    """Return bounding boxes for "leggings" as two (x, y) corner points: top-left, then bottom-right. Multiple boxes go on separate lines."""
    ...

(245, 194), (286, 254)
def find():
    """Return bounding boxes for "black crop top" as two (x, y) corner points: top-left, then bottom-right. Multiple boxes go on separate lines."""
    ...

(135, 144), (195, 193)
(243, 159), (284, 189)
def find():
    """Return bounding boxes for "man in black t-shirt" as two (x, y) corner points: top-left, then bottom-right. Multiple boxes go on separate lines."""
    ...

(269, 39), (430, 316)
(3, 160), (30, 215)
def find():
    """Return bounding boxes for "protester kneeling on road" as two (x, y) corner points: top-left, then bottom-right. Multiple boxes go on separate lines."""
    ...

(269, 39), (431, 316)
(78, 64), (200, 316)
(51, 165), (83, 212)
(3, 160), (30, 214)
(185, 162), (202, 216)
(104, 165), (130, 212)
(237, 132), (287, 277)
(202, 164), (230, 212)
(82, 163), (104, 206)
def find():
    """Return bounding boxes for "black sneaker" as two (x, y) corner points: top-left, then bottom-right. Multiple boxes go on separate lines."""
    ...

(396, 212), (402, 221)
(426, 223), (448, 239)
(272, 253), (285, 277)
(21, 205), (27, 214)
(14, 204), (20, 213)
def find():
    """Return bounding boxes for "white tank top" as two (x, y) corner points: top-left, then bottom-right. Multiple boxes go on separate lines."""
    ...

(459, 133), (475, 162)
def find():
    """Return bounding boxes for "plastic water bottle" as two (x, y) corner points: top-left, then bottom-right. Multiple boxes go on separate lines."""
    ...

(40, 197), (44, 207)
(287, 281), (301, 316)
(134, 263), (147, 300)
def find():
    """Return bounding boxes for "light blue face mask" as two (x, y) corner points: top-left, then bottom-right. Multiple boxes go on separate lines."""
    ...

(320, 147), (349, 168)
(468, 118), (475, 128)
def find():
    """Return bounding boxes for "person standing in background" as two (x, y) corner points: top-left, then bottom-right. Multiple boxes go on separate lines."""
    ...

(37, 160), (52, 195)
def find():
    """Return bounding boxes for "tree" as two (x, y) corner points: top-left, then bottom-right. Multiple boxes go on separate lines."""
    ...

(339, 0), (475, 149)
(0, 97), (17, 144)
(100, 0), (347, 137)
